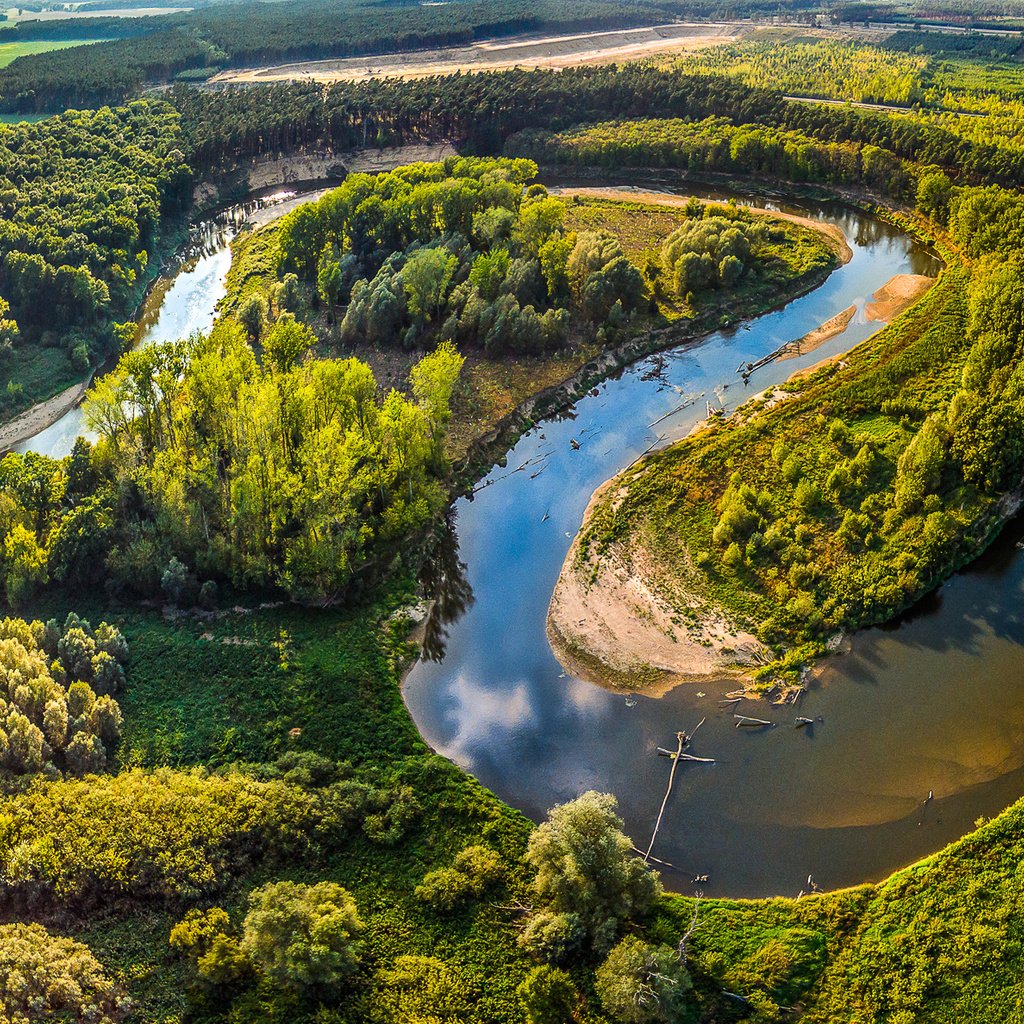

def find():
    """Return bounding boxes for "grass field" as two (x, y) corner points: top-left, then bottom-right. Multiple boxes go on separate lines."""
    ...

(0, 37), (110, 67)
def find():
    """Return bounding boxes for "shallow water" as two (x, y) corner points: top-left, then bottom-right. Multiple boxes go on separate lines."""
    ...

(400, 188), (1018, 899)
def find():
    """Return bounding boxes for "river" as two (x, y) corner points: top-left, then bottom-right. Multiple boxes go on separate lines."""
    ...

(404, 188), (1011, 899)
(23, 180), (1021, 900)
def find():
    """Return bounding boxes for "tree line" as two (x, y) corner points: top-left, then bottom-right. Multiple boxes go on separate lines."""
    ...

(0, 0), (678, 112)
(170, 64), (1024, 189)
(512, 117), (916, 201)
(0, 100), (190, 378)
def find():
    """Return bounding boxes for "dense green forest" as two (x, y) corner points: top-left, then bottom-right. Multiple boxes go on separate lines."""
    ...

(171, 62), (1024, 187)
(0, 158), (834, 610)
(0, 100), (188, 417)
(227, 155), (806, 355)
(0, 0), (684, 112)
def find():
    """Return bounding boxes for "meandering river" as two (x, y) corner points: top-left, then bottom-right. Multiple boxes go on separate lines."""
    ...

(24, 180), (1024, 898)
(404, 188), (1014, 899)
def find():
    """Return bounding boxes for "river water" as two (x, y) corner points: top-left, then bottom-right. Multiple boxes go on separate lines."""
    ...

(25, 181), (1023, 899)
(403, 190), (1018, 899)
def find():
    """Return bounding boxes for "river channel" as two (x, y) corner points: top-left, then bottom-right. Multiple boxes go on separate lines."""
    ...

(404, 188), (1017, 899)
(24, 180), (1023, 899)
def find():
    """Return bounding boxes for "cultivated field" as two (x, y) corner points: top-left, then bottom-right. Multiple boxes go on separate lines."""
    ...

(0, 37), (108, 65)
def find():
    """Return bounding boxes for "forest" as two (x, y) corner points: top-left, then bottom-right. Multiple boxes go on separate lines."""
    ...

(0, 100), (189, 417)
(0, 158), (835, 611)
(171, 62), (1024, 187)
(0, 0), (688, 112)
(4, 11), (1024, 1024)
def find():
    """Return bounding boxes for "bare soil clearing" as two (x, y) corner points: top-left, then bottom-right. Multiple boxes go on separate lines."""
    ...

(210, 22), (742, 84)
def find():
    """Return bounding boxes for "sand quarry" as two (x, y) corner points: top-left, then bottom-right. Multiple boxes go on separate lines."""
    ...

(210, 22), (742, 85)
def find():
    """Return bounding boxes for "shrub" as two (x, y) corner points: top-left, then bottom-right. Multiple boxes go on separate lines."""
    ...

(0, 923), (127, 1023)
(0, 769), (330, 899)
(242, 881), (364, 990)
(415, 843), (503, 912)
(518, 965), (579, 1024)
(595, 937), (691, 1024)
(373, 955), (471, 1023)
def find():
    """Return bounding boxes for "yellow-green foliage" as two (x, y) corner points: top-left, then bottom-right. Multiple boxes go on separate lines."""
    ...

(681, 39), (929, 106)
(0, 922), (126, 1023)
(0, 614), (126, 776)
(78, 321), (462, 599)
(0, 768), (311, 899)
(0, 764), (421, 900)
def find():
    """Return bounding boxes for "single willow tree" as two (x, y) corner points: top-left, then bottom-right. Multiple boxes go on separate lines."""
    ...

(595, 937), (692, 1024)
(241, 881), (364, 990)
(521, 791), (661, 961)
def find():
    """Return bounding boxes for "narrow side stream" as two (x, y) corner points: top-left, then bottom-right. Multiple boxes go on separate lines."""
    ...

(17, 188), (329, 458)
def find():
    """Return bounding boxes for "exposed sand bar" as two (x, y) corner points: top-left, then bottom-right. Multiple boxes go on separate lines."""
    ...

(210, 22), (741, 84)
(784, 273), (934, 381)
(776, 304), (856, 362)
(865, 273), (933, 321)
(0, 377), (91, 454)
(547, 482), (769, 696)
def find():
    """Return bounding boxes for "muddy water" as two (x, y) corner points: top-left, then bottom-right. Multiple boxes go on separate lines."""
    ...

(399, 189), (1011, 899)
(16, 188), (329, 458)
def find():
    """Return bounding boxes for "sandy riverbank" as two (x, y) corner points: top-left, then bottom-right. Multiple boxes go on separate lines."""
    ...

(783, 273), (934, 382)
(777, 305), (856, 362)
(547, 481), (769, 696)
(0, 377), (91, 454)
(865, 273), (933, 321)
